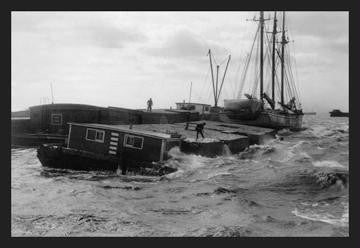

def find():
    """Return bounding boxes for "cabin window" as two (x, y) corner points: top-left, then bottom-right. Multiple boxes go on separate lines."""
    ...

(51, 113), (62, 125)
(86, 128), (105, 143)
(124, 134), (144, 149)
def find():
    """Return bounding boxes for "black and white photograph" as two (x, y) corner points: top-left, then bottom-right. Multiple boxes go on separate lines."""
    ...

(11, 11), (349, 237)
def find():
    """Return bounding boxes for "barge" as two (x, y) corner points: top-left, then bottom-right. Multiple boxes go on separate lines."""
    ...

(37, 121), (275, 175)
(37, 123), (182, 175)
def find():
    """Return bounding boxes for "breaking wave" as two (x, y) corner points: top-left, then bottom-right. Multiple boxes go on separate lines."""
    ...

(12, 116), (349, 236)
(313, 160), (345, 168)
(292, 201), (348, 227)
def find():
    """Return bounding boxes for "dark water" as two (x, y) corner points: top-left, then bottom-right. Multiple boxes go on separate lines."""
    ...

(11, 115), (349, 236)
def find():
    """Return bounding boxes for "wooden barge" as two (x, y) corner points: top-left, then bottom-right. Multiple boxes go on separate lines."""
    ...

(99, 121), (275, 157)
(12, 103), (200, 147)
(36, 121), (275, 175)
(37, 123), (182, 175)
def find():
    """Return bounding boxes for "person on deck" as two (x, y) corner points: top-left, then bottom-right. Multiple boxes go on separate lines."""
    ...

(195, 122), (206, 140)
(147, 98), (153, 112)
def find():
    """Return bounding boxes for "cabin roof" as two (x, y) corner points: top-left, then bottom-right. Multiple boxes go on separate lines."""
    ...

(69, 122), (174, 139)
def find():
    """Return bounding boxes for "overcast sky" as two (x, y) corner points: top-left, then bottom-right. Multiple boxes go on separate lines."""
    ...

(11, 11), (348, 113)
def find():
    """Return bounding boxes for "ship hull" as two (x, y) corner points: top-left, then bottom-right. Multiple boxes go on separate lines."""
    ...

(220, 110), (303, 131)
(224, 99), (263, 120)
(330, 112), (349, 117)
(37, 144), (176, 176)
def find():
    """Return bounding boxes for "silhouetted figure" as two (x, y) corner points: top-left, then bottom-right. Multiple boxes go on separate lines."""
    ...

(147, 98), (153, 112)
(195, 122), (206, 140)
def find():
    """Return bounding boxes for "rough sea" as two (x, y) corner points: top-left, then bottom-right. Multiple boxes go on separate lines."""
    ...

(11, 114), (349, 237)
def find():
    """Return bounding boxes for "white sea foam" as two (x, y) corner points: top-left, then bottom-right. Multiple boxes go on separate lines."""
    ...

(205, 171), (232, 180)
(311, 125), (335, 137)
(313, 160), (345, 168)
(292, 203), (348, 227)
(165, 147), (210, 175)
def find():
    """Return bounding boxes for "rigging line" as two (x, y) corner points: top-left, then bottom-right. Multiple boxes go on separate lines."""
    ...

(238, 52), (253, 97)
(237, 24), (260, 99)
(274, 60), (281, 101)
(262, 30), (274, 96)
(290, 42), (301, 102)
(265, 30), (274, 89)
(234, 53), (247, 98)
(233, 22), (252, 97)
(284, 69), (294, 101)
(219, 56), (229, 66)
(286, 46), (298, 99)
(288, 63), (299, 102)
(237, 53), (251, 98)
(285, 49), (300, 103)
(283, 60), (291, 98)
(195, 63), (212, 103)
(253, 24), (261, 97)
(203, 79), (212, 104)
(232, 54), (242, 97)
(233, 50), (249, 98)
(283, 49), (295, 97)
(285, 67), (294, 99)
(211, 53), (218, 67)
(288, 35), (302, 102)
(287, 46), (301, 103)
(195, 66), (211, 102)
(252, 35), (260, 97)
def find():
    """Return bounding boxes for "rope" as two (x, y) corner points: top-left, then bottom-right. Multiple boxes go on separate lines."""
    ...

(237, 24), (260, 99)
(194, 66), (211, 102)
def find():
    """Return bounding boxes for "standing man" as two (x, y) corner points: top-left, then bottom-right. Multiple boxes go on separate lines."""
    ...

(147, 98), (153, 112)
(195, 122), (206, 140)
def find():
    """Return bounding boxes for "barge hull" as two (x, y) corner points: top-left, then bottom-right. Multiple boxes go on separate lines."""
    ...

(37, 145), (119, 171)
(37, 145), (176, 175)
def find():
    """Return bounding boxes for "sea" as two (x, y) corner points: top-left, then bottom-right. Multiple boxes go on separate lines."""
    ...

(11, 114), (349, 237)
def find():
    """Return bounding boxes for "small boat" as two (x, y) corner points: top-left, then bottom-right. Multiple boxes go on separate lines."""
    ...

(329, 109), (349, 117)
(222, 11), (303, 130)
(37, 122), (182, 175)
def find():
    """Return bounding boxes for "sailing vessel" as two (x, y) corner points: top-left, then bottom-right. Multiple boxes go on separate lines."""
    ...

(221, 11), (303, 130)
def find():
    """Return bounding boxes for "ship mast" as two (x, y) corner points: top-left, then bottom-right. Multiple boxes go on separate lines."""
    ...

(259, 11), (264, 103)
(280, 11), (288, 106)
(207, 49), (231, 108)
(271, 12), (277, 109)
(215, 65), (219, 107)
(207, 49), (216, 107)
(188, 81), (192, 103)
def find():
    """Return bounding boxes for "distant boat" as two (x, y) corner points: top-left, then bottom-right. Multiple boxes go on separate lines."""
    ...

(221, 11), (303, 130)
(329, 109), (349, 117)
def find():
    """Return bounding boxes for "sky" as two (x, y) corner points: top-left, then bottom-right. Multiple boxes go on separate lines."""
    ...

(11, 11), (348, 113)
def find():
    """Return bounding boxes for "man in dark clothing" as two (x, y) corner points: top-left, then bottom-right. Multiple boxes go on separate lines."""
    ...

(195, 122), (206, 140)
(147, 98), (153, 112)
